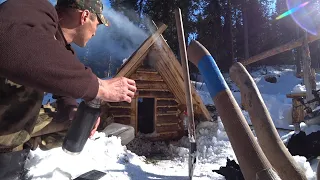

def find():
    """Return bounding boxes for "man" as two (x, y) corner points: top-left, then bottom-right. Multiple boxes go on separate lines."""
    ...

(0, 0), (137, 179)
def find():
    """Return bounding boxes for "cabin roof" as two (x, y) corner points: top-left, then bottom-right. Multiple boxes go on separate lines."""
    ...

(113, 23), (211, 120)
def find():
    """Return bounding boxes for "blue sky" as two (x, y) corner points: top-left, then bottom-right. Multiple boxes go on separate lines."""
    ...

(103, 0), (111, 8)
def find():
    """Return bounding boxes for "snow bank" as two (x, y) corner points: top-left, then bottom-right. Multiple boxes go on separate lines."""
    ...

(25, 65), (320, 179)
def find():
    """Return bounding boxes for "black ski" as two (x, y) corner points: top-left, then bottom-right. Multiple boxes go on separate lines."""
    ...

(73, 170), (106, 180)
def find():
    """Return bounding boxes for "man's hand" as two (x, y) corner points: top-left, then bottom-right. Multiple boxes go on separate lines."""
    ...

(89, 117), (100, 138)
(96, 77), (137, 103)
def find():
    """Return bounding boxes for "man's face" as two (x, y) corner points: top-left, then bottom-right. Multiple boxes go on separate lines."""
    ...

(74, 10), (100, 47)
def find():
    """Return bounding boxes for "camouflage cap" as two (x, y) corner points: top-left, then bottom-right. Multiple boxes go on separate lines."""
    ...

(56, 0), (109, 26)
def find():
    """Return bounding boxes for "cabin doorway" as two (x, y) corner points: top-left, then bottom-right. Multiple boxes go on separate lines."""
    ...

(137, 98), (155, 134)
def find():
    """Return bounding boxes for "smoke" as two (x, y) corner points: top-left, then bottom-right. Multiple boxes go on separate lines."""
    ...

(76, 7), (149, 63)
(45, 0), (149, 66)
(1, 0), (150, 76)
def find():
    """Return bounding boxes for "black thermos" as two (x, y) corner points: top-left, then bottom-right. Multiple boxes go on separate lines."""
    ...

(62, 99), (101, 155)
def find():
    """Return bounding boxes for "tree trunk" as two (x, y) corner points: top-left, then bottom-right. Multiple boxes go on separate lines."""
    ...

(302, 31), (317, 108)
(295, 47), (302, 77)
(295, 25), (302, 77)
(242, 0), (249, 59)
(227, 0), (234, 62)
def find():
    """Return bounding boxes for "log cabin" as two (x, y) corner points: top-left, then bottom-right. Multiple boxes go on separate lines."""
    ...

(100, 23), (211, 141)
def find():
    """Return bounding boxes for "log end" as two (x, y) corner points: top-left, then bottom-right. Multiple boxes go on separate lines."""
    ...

(187, 40), (211, 66)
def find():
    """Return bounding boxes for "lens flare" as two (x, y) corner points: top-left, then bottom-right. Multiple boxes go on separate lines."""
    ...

(276, 1), (309, 20)
(285, 0), (320, 35)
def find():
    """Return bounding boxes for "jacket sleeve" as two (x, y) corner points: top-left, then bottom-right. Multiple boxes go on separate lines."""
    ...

(0, 22), (99, 101)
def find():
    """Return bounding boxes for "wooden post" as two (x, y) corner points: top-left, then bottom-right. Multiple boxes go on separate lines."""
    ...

(241, 33), (320, 65)
(301, 31), (317, 109)
(175, 8), (197, 179)
(286, 93), (307, 131)
(292, 98), (304, 131)
(295, 24), (302, 77)
(175, 8), (196, 141)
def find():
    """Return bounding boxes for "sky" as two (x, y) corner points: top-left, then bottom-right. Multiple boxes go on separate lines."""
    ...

(103, 0), (111, 8)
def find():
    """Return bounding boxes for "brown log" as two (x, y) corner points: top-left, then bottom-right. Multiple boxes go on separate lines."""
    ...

(157, 100), (178, 107)
(131, 98), (137, 131)
(157, 115), (179, 124)
(108, 108), (131, 116)
(157, 112), (178, 116)
(112, 115), (131, 118)
(116, 23), (167, 77)
(286, 93), (306, 98)
(136, 81), (168, 90)
(147, 131), (181, 141)
(138, 89), (170, 92)
(136, 66), (157, 72)
(175, 8), (196, 148)
(136, 70), (158, 74)
(292, 99), (305, 124)
(157, 107), (178, 114)
(137, 91), (175, 98)
(130, 72), (163, 81)
(149, 22), (211, 121)
(241, 33), (320, 65)
(156, 98), (177, 101)
(158, 123), (178, 126)
(113, 116), (131, 125)
(156, 123), (181, 133)
(302, 32), (317, 109)
(108, 102), (131, 107)
(230, 62), (307, 180)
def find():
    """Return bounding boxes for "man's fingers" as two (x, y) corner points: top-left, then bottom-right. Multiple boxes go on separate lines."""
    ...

(94, 117), (100, 130)
(124, 96), (132, 103)
(127, 79), (136, 86)
(90, 117), (100, 138)
(128, 84), (137, 93)
(127, 90), (135, 98)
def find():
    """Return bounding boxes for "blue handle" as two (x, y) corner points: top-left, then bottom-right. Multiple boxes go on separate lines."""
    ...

(198, 55), (229, 98)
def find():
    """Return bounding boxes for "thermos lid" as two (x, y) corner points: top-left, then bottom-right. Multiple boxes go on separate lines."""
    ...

(86, 99), (102, 108)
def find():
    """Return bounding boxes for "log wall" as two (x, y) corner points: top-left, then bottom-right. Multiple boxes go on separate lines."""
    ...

(105, 64), (184, 141)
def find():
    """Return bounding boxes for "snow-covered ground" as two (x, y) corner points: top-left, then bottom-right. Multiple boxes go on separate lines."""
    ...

(25, 65), (320, 179)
